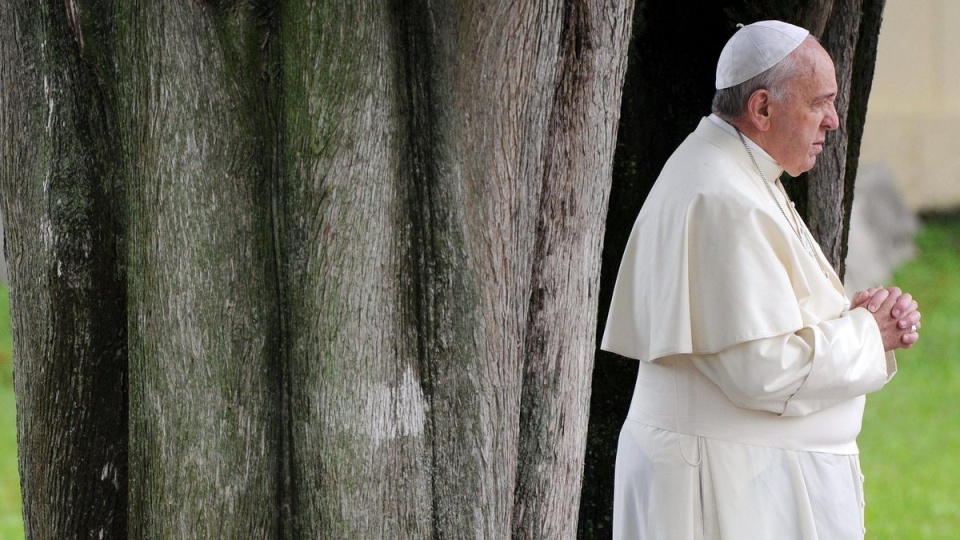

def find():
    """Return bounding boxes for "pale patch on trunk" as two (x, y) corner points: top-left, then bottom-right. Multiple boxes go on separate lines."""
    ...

(325, 366), (428, 448)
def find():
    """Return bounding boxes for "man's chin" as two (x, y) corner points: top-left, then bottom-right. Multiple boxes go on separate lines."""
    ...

(792, 157), (820, 176)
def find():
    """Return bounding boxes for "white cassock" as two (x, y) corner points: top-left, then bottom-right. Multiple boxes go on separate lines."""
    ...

(602, 115), (897, 539)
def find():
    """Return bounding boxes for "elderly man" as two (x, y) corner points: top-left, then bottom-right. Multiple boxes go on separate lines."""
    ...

(602, 21), (921, 539)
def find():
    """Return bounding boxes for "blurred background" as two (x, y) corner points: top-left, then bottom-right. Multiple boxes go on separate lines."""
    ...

(845, 1), (960, 538)
(859, 0), (960, 214)
(845, 0), (960, 294)
(0, 0), (957, 538)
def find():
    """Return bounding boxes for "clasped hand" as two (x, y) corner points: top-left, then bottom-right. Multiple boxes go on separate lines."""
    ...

(851, 287), (921, 351)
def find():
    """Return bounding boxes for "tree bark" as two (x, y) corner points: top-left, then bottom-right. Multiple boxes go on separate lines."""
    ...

(804, 0), (864, 274)
(808, 0), (887, 278)
(282, 1), (632, 537)
(279, 2), (436, 537)
(513, 2), (633, 538)
(581, 1), (736, 535)
(2, 0), (633, 537)
(0, 1), (127, 537)
(118, 2), (283, 536)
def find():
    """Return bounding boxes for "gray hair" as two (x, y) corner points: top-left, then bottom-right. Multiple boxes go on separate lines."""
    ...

(711, 51), (803, 122)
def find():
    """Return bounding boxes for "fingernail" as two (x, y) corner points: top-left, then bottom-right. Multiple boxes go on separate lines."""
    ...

(893, 309), (901, 317)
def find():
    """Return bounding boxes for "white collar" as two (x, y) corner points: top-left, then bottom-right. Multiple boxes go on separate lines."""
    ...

(707, 114), (779, 165)
(706, 114), (786, 184)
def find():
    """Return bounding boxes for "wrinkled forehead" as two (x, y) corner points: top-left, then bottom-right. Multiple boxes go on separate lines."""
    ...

(786, 40), (838, 96)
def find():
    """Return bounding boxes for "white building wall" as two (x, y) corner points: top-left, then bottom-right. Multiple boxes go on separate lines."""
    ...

(859, 0), (960, 211)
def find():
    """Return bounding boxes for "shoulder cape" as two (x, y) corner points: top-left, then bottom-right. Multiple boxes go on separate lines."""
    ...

(601, 118), (847, 362)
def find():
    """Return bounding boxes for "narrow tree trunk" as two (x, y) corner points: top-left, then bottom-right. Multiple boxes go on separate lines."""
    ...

(118, 2), (282, 536)
(514, 1), (633, 538)
(0, 1), (127, 537)
(810, 0), (887, 278)
(279, 2), (436, 536)
(581, 1), (736, 535)
(804, 0), (865, 273)
(795, 0), (837, 36)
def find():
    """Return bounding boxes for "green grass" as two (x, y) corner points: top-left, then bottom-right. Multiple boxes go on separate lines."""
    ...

(0, 285), (22, 539)
(859, 218), (960, 539)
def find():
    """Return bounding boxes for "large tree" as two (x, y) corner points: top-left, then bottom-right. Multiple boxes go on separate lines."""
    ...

(1, 0), (633, 537)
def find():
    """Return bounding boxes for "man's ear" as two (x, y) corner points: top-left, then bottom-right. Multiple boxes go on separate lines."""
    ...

(745, 89), (772, 132)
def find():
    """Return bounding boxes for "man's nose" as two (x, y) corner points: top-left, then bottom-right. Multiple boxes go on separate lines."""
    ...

(825, 103), (840, 130)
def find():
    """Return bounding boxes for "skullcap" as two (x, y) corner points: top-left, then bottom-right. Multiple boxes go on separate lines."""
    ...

(715, 20), (810, 89)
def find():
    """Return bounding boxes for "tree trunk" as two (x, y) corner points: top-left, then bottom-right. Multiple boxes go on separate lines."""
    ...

(1, 0), (634, 537)
(802, 0), (862, 273)
(806, 0), (887, 277)
(118, 2), (283, 536)
(512, 3), (633, 537)
(0, 1), (127, 537)
(279, 2), (437, 536)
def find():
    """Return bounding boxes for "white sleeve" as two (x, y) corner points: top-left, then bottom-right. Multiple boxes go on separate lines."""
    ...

(690, 307), (897, 417)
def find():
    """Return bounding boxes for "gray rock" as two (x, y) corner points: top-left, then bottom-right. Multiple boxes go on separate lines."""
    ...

(844, 162), (919, 296)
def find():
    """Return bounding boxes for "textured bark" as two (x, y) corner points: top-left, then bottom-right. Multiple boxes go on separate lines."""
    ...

(811, 0), (887, 278)
(0, 1), (127, 538)
(3, 0), (633, 537)
(805, 0), (864, 274)
(795, 0), (837, 36)
(279, 2), (436, 537)
(513, 2), (634, 538)
(116, 2), (282, 536)
(281, 1), (633, 538)
(581, 1), (734, 535)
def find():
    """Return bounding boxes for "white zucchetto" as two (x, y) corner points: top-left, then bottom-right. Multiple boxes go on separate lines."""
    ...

(715, 20), (810, 89)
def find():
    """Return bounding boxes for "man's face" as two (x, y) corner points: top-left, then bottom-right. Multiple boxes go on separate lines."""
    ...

(766, 41), (840, 176)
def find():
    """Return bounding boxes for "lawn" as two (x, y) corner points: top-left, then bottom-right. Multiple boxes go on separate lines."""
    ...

(0, 219), (954, 538)
(859, 216), (960, 538)
(0, 285), (22, 539)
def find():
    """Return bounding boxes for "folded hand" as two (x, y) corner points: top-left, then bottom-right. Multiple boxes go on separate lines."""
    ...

(852, 286), (920, 350)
